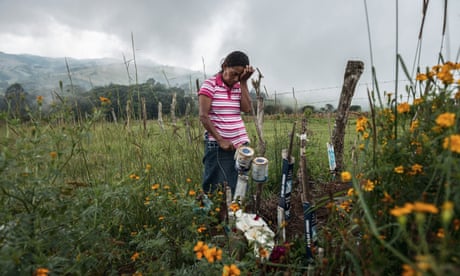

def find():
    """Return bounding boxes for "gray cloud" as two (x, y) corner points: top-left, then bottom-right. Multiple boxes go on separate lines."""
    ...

(1, 0), (459, 107)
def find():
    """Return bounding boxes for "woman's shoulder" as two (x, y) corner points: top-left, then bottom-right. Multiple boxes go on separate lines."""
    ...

(204, 74), (220, 84)
(199, 74), (219, 96)
(202, 74), (223, 90)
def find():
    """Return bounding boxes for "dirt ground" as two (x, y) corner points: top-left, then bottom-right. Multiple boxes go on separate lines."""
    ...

(256, 180), (351, 241)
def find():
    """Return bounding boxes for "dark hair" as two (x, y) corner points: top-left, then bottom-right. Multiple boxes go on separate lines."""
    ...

(221, 51), (249, 69)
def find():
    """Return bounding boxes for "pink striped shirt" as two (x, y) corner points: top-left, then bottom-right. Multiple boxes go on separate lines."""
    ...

(198, 73), (250, 147)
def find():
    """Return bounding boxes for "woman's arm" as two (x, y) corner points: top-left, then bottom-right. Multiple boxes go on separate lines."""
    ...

(239, 65), (255, 113)
(198, 94), (234, 151)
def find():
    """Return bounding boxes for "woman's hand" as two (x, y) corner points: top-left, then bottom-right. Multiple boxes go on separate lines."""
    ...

(240, 65), (255, 82)
(218, 139), (235, 151)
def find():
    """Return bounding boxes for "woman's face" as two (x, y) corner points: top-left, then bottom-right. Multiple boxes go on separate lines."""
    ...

(222, 65), (244, 87)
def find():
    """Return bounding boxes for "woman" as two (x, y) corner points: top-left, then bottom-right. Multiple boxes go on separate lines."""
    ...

(198, 50), (255, 195)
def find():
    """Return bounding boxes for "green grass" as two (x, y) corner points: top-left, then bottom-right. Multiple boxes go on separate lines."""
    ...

(4, 84), (459, 275)
(0, 108), (355, 274)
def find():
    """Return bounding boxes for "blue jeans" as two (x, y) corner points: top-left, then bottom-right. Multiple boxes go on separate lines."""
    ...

(202, 138), (238, 195)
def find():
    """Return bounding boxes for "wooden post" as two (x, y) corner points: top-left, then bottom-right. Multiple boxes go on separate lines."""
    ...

(185, 102), (192, 143)
(250, 68), (267, 214)
(142, 97), (147, 132)
(332, 60), (364, 172)
(300, 117), (310, 203)
(125, 99), (131, 131)
(111, 108), (117, 124)
(158, 101), (164, 131)
(251, 68), (267, 156)
(171, 93), (177, 127)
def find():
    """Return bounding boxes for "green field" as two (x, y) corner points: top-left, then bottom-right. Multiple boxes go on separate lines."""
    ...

(1, 63), (460, 274)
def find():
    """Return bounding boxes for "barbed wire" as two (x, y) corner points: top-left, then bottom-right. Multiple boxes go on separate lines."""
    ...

(272, 79), (411, 96)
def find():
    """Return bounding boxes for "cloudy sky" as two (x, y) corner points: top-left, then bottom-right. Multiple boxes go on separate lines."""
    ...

(1, 0), (459, 107)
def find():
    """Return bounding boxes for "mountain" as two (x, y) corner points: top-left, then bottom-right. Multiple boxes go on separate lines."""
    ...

(0, 51), (203, 95)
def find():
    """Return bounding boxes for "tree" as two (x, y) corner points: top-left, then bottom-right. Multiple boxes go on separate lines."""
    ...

(264, 105), (278, 115)
(283, 106), (294, 114)
(4, 83), (33, 120)
(350, 105), (362, 112)
(324, 103), (334, 112)
(301, 105), (316, 113)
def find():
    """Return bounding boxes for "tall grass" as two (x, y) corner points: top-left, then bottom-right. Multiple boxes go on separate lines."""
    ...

(1, 98), (354, 274)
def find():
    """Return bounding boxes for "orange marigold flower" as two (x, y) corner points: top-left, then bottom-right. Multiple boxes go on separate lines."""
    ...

(415, 255), (432, 272)
(203, 246), (222, 263)
(186, 178), (192, 183)
(437, 228), (445, 238)
(397, 102), (410, 114)
(339, 201), (352, 212)
(412, 201), (438, 214)
(390, 203), (414, 217)
(347, 188), (355, 197)
(189, 189), (196, 196)
(381, 191), (394, 203)
(130, 252), (140, 262)
(229, 202), (240, 213)
(49, 151), (58, 159)
(431, 125), (444, 133)
(455, 91), (460, 100)
(410, 164), (423, 175)
(223, 264), (241, 276)
(36, 95), (44, 104)
(35, 268), (50, 276)
(454, 219), (460, 231)
(355, 116), (368, 133)
(435, 112), (456, 128)
(416, 73), (428, 81)
(381, 108), (395, 122)
(437, 67), (454, 84)
(341, 171), (352, 182)
(204, 247), (216, 263)
(443, 134), (460, 154)
(394, 166), (404, 174)
(151, 183), (160, 190)
(158, 216), (165, 221)
(197, 225), (206, 233)
(410, 119), (419, 133)
(432, 64), (442, 72)
(216, 248), (223, 261)
(325, 201), (335, 210)
(129, 173), (139, 180)
(402, 264), (416, 276)
(413, 98), (424, 105)
(193, 241), (209, 260)
(99, 96), (111, 103)
(259, 247), (269, 259)
(362, 179), (375, 192)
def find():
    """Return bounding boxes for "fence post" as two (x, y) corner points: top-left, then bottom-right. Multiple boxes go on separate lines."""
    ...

(332, 60), (364, 172)
(158, 102), (164, 131)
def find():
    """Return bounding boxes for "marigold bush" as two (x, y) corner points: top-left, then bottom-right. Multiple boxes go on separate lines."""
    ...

(319, 61), (460, 275)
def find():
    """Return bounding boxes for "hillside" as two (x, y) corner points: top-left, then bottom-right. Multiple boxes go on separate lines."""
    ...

(0, 52), (203, 95)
